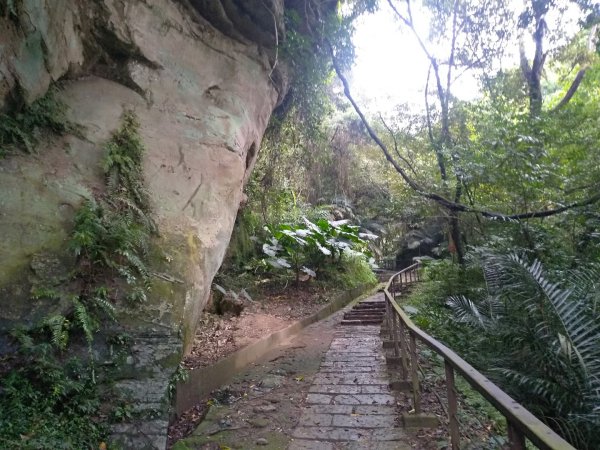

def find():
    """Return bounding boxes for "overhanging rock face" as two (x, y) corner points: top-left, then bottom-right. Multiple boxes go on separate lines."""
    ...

(0, 0), (287, 447)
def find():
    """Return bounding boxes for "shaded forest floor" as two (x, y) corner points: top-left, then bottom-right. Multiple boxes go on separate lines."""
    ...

(183, 284), (343, 370)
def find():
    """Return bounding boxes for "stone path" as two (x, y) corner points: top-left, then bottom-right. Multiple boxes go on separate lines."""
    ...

(289, 295), (410, 450)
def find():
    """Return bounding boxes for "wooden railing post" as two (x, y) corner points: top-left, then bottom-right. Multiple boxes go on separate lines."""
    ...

(398, 317), (409, 380)
(409, 330), (421, 413)
(391, 308), (401, 359)
(507, 421), (526, 450)
(445, 361), (460, 450)
(384, 296), (392, 334)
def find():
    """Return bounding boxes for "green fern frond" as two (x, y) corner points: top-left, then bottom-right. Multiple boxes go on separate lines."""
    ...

(72, 298), (95, 344)
(43, 315), (70, 350)
(116, 250), (149, 280)
(93, 296), (117, 320)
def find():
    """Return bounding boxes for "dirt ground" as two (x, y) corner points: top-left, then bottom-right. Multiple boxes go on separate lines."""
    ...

(169, 303), (347, 448)
(183, 285), (341, 370)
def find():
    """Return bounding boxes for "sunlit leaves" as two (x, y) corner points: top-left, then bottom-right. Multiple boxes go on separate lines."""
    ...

(261, 217), (373, 282)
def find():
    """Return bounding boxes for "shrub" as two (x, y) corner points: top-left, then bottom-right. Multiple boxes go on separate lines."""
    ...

(261, 217), (375, 285)
(330, 252), (377, 288)
(0, 337), (106, 449)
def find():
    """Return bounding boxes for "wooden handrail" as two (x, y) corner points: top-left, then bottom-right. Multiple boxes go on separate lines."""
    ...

(383, 263), (575, 450)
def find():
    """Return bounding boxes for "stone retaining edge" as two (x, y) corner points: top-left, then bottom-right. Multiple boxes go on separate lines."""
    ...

(174, 283), (377, 416)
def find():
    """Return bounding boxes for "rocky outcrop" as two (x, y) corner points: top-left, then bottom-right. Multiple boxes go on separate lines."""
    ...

(0, 0), (288, 448)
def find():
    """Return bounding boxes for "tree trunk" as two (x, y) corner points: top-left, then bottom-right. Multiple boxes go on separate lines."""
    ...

(520, 14), (546, 118)
(449, 213), (465, 265)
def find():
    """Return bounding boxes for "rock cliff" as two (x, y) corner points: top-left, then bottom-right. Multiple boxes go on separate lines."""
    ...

(0, 0), (288, 447)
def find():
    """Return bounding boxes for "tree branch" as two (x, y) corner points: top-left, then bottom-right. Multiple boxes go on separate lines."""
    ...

(425, 65), (436, 146)
(388, 0), (449, 180)
(378, 113), (418, 176)
(552, 69), (587, 111)
(329, 46), (600, 221)
(552, 24), (598, 112)
(494, 193), (600, 220)
(446, 0), (459, 117)
(519, 39), (531, 78)
(387, 0), (434, 62)
(329, 44), (424, 195)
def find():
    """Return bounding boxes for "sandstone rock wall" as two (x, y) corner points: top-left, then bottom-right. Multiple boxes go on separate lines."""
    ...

(0, 0), (287, 447)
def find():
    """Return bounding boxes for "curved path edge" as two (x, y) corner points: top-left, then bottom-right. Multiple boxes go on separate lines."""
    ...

(175, 283), (378, 415)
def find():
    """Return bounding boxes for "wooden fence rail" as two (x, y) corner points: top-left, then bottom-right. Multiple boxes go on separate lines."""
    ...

(384, 263), (575, 450)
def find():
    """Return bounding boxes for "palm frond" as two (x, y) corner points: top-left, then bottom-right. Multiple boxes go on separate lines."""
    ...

(495, 367), (575, 414)
(482, 262), (503, 296)
(447, 295), (490, 328)
(509, 255), (600, 390)
(567, 266), (600, 317)
(545, 416), (589, 450)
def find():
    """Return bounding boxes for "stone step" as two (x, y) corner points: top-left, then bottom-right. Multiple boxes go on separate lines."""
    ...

(341, 299), (388, 326)
(382, 340), (398, 349)
(345, 311), (385, 316)
(352, 306), (386, 312)
(341, 318), (384, 326)
(354, 302), (386, 308)
(343, 318), (384, 323)
(344, 314), (385, 320)
(385, 355), (410, 366)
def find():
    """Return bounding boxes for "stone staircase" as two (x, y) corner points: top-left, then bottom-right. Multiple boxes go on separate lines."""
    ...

(341, 298), (386, 326)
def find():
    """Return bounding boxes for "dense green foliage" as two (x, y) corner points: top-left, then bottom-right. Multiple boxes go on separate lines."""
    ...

(0, 337), (105, 449)
(0, 111), (154, 448)
(218, 1), (386, 294)
(405, 252), (600, 449)
(261, 218), (376, 286)
(447, 254), (600, 448)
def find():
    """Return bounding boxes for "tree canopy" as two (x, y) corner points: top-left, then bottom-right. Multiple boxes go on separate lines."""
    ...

(228, 0), (600, 446)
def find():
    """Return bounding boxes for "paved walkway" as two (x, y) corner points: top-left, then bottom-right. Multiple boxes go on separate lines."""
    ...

(289, 295), (410, 449)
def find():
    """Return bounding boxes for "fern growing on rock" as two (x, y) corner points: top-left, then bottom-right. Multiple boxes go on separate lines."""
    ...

(0, 110), (155, 447)
(72, 110), (155, 290)
(0, 86), (77, 156)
